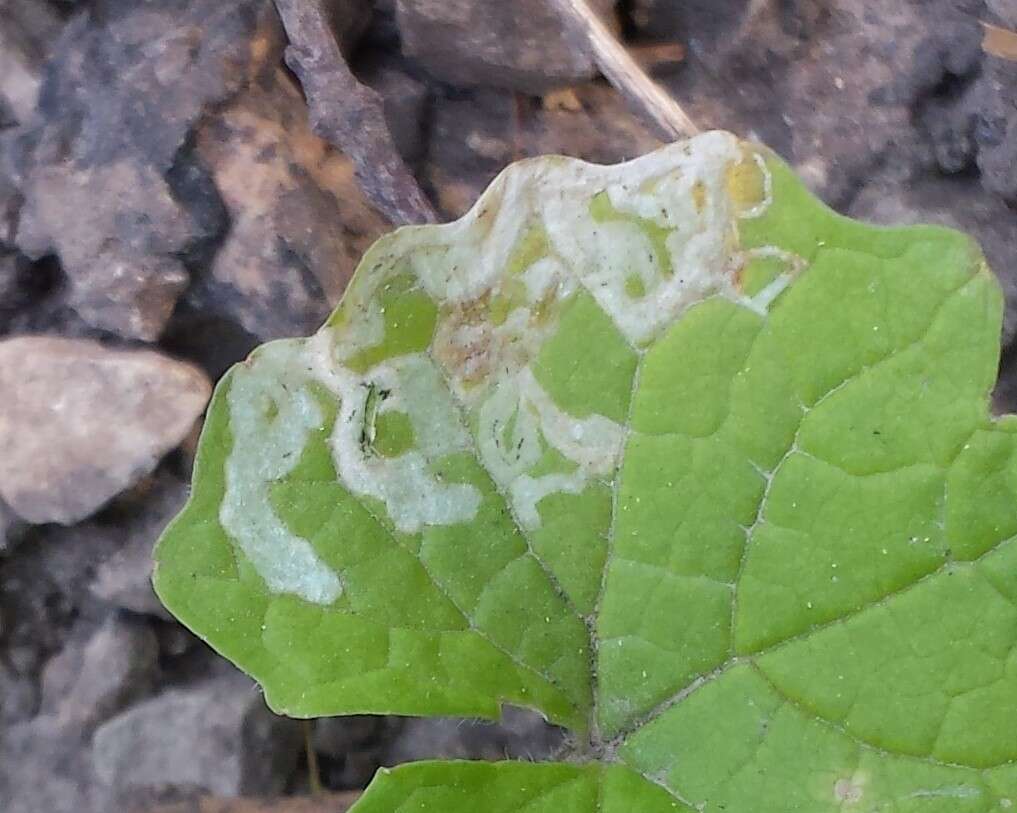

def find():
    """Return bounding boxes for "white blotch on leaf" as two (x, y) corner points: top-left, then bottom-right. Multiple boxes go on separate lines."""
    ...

(220, 342), (342, 605)
(478, 368), (624, 529)
(239, 133), (805, 541)
(309, 331), (482, 534)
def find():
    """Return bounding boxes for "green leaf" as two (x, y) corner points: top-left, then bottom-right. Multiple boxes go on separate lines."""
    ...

(351, 762), (685, 812)
(154, 132), (1017, 811)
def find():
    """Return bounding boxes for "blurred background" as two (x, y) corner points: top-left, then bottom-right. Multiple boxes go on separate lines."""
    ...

(0, 0), (1015, 810)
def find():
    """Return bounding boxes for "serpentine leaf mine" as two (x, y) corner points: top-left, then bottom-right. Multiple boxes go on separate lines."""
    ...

(155, 131), (1017, 812)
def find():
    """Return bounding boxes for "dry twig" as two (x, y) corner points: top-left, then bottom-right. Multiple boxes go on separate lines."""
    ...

(274, 0), (437, 225)
(549, 0), (700, 140)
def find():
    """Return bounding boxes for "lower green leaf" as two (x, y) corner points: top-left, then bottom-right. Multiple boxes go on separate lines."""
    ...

(350, 760), (690, 813)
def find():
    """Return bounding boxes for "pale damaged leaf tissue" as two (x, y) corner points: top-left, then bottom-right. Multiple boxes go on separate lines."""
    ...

(155, 132), (1017, 812)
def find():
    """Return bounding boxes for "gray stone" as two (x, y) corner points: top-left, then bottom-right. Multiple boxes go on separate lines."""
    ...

(906, 16), (989, 179)
(525, 82), (662, 163)
(40, 615), (159, 733)
(625, 0), (1017, 342)
(6, 0), (389, 345)
(631, 3), (867, 198)
(0, 658), (38, 726)
(849, 171), (1017, 343)
(8, 0), (285, 340)
(395, 0), (618, 93)
(0, 523), (126, 687)
(313, 715), (402, 789)
(92, 675), (302, 800)
(628, 0), (752, 54)
(0, 253), (100, 342)
(0, 0), (62, 124)
(19, 0), (284, 175)
(987, 0), (1017, 27)
(327, 0), (375, 54)
(780, 1), (1010, 212)
(758, 0), (923, 205)
(362, 59), (431, 163)
(15, 162), (195, 339)
(90, 472), (188, 617)
(186, 74), (387, 341)
(384, 706), (565, 764)
(0, 165), (19, 246)
(314, 716), (390, 760)
(426, 84), (660, 218)
(0, 498), (12, 548)
(0, 250), (18, 295)
(0, 716), (95, 813)
(0, 337), (211, 525)
(974, 56), (1017, 203)
(0, 492), (179, 759)
(0, 496), (25, 554)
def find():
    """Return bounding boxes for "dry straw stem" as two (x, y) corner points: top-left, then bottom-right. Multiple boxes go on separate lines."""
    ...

(549, 0), (700, 140)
